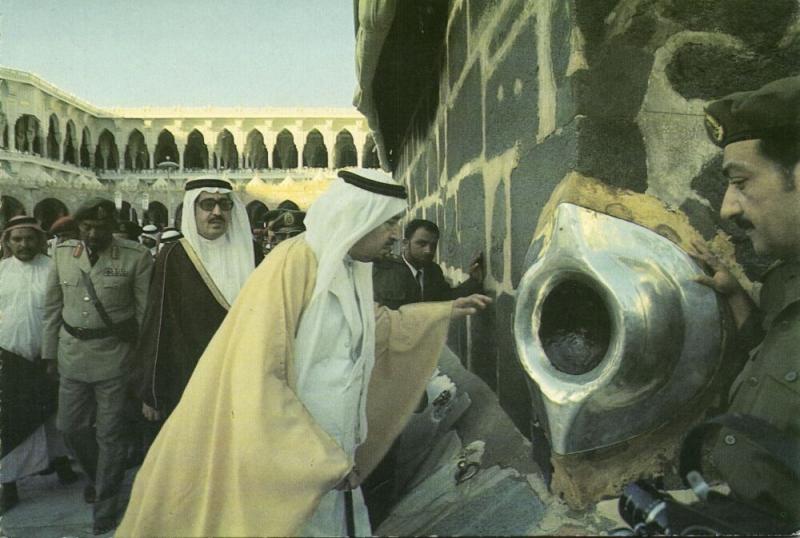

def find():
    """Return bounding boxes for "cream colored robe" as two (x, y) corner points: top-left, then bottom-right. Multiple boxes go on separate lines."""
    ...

(117, 237), (451, 537)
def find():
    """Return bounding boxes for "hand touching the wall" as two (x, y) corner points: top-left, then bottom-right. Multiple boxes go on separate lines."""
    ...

(451, 294), (492, 319)
(691, 240), (755, 329)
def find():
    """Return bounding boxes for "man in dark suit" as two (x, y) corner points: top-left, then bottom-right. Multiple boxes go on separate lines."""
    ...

(373, 219), (484, 309)
(367, 218), (484, 527)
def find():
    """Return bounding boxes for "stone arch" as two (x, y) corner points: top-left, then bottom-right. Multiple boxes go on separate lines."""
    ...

(362, 134), (380, 168)
(124, 129), (150, 171)
(302, 129), (328, 168)
(145, 201), (168, 228)
(246, 200), (269, 229)
(94, 129), (119, 170)
(333, 129), (358, 169)
(215, 129), (239, 170)
(63, 120), (78, 165)
(184, 129), (208, 170)
(0, 104), (7, 149)
(154, 129), (179, 166)
(244, 129), (268, 169)
(33, 198), (69, 232)
(80, 127), (93, 168)
(15, 114), (43, 155)
(46, 113), (61, 160)
(272, 129), (298, 169)
(0, 195), (26, 230)
(119, 201), (138, 223)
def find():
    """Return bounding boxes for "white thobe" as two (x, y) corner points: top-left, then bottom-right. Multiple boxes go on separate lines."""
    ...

(0, 253), (52, 359)
(294, 257), (374, 537)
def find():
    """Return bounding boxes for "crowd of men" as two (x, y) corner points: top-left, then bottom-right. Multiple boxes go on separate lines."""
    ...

(0, 74), (797, 536)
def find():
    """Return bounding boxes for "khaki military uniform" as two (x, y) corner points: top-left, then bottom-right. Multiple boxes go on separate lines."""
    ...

(41, 237), (153, 528)
(711, 260), (800, 523)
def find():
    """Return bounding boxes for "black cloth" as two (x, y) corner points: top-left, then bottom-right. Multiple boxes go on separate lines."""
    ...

(372, 255), (482, 310)
(366, 255), (482, 526)
(0, 348), (58, 457)
(131, 241), (262, 416)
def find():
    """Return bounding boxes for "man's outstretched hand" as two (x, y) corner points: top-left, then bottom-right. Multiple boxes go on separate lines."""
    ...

(691, 240), (755, 329)
(451, 294), (492, 319)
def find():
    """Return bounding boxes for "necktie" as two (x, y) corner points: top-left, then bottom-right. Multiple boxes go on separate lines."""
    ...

(88, 249), (99, 267)
(416, 269), (424, 300)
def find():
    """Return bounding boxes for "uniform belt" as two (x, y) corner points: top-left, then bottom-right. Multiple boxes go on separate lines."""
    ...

(63, 321), (118, 340)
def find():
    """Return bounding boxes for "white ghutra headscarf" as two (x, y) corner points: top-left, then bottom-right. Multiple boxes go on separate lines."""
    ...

(293, 167), (408, 535)
(180, 178), (255, 306)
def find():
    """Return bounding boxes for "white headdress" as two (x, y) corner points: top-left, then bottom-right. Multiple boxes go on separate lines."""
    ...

(180, 178), (255, 306)
(294, 168), (407, 459)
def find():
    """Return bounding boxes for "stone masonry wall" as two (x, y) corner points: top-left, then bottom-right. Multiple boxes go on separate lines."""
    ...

(392, 0), (800, 439)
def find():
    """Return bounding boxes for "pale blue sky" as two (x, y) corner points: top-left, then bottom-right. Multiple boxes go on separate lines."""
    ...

(0, 0), (357, 107)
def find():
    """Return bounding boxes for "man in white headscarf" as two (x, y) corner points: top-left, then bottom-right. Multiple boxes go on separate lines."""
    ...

(117, 168), (491, 537)
(132, 178), (262, 425)
(0, 216), (78, 514)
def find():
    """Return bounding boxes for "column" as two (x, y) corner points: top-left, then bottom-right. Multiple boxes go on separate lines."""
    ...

(321, 129), (335, 169)
(290, 128), (304, 169)
(263, 130), (277, 169)
(352, 130), (368, 168)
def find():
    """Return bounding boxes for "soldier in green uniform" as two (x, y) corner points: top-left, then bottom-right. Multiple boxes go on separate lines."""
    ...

(42, 198), (153, 535)
(696, 75), (800, 527)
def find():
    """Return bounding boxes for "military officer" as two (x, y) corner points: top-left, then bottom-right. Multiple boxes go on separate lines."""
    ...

(696, 75), (800, 527)
(42, 198), (153, 535)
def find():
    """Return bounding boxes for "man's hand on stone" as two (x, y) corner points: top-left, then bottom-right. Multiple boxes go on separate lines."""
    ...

(142, 402), (163, 422)
(467, 251), (485, 283)
(451, 294), (492, 319)
(691, 240), (755, 329)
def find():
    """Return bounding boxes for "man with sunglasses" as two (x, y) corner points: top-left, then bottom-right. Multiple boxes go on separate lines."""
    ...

(132, 179), (262, 432)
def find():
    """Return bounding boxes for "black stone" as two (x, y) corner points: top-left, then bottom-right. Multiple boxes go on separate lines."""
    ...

(490, 180), (506, 282)
(448, 2), (469, 92)
(510, 125), (578, 287)
(551, 0), (572, 89)
(667, 41), (800, 101)
(485, 15), (538, 159)
(444, 193), (458, 262)
(468, 0), (502, 35)
(457, 173), (486, 269)
(495, 293), (532, 436)
(427, 145), (439, 197)
(470, 290), (498, 392)
(573, 0), (621, 61)
(690, 154), (726, 211)
(662, 0), (797, 51)
(489, 0), (526, 58)
(446, 62), (483, 176)
(576, 116), (648, 193)
(572, 41), (654, 120)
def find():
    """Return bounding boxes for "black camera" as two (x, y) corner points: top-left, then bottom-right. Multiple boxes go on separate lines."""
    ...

(613, 480), (796, 536)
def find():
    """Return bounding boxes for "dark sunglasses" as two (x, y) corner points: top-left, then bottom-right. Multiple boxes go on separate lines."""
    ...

(197, 198), (234, 211)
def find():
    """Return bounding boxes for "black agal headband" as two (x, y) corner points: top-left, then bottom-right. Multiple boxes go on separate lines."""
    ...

(185, 179), (233, 191)
(338, 170), (407, 199)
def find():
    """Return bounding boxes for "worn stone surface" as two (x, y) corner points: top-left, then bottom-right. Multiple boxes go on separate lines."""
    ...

(448, 2), (469, 92)
(490, 179), (506, 283)
(457, 172), (486, 268)
(389, 0), (799, 511)
(510, 128), (577, 287)
(446, 62), (483, 177)
(488, 0), (526, 58)
(495, 292), (532, 435)
(485, 14), (539, 160)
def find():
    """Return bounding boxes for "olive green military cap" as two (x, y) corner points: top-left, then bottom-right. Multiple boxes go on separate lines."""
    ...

(73, 198), (118, 222)
(268, 210), (306, 234)
(704, 75), (800, 147)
